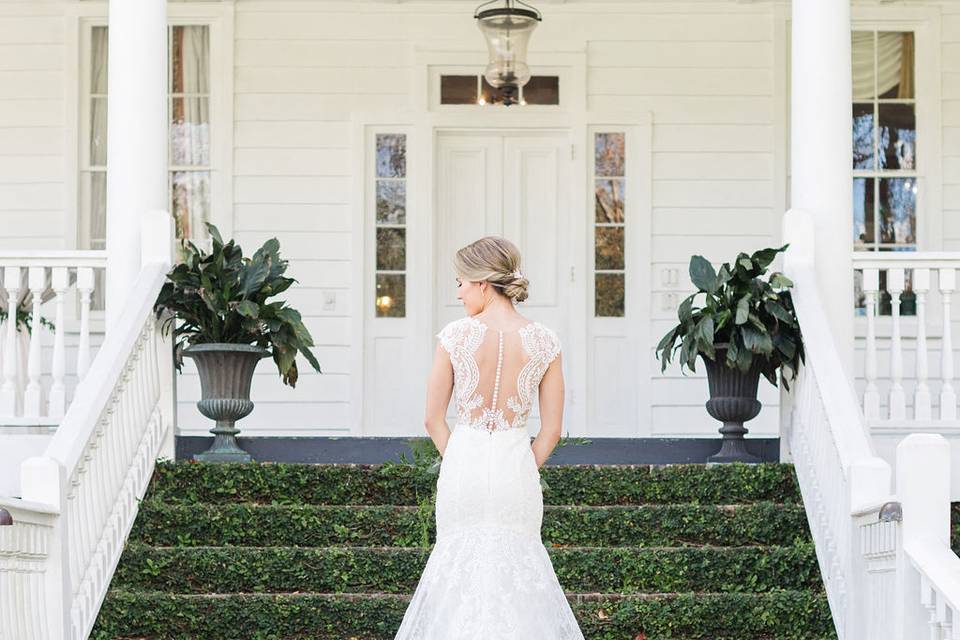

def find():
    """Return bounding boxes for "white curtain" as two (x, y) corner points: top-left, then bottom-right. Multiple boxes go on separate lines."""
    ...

(87, 24), (211, 267)
(89, 27), (109, 310)
(852, 31), (914, 100)
(171, 26), (211, 247)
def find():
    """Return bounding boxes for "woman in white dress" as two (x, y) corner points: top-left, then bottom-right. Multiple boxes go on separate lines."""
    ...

(394, 236), (586, 639)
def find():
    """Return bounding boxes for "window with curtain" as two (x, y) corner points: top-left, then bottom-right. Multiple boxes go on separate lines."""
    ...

(83, 25), (211, 310)
(851, 30), (917, 316)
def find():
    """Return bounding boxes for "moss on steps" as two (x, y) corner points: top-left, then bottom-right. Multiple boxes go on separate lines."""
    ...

(92, 462), (831, 639)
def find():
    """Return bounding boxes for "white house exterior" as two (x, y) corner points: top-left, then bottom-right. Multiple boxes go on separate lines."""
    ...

(4, 1), (960, 638)
(0, 0), (957, 448)
(0, 0), (896, 442)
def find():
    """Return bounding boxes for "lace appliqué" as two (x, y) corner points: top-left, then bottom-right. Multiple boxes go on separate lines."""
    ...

(436, 317), (561, 434)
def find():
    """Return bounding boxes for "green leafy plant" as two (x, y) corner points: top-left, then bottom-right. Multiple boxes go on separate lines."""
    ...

(379, 438), (442, 548)
(153, 222), (322, 388)
(655, 244), (804, 390)
(0, 306), (55, 335)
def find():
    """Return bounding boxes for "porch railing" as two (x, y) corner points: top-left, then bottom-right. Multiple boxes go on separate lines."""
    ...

(0, 252), (107, 426)
(853, 253), (960, 425)
(784, 208), (960, 640)
(0, 211), (173, 639)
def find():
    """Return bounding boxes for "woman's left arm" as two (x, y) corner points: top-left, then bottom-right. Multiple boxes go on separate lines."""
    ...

(423, 342), (455, 456)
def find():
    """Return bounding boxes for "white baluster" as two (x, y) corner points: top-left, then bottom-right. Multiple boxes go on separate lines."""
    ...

(938, 593), (951, 640)
(940, 269), (957, 420)
(951, 605), (960, 640)
(1, 266), (21, 416)
(863, 268), (881, 420)
(23, 266), (46, 417)
(888, 268), (906, 420)
(914, 268), (932, 420)
(49, 267), (68, 418)
(77, 267), (94, 380)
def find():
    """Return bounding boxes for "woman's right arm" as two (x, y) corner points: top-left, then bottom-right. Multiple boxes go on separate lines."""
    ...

(531, 352), (564, 468)
(423, 342), (455, 457)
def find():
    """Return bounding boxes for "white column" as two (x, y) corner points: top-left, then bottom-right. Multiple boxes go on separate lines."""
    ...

(791, 0), (855, 379)
(105, 0), (168, 333)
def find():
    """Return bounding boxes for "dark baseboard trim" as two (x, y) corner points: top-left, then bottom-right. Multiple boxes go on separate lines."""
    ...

(175, 435), (780, 465)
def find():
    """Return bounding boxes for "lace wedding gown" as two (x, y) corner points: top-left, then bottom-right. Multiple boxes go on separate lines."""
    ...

(394, 315), (585, 640)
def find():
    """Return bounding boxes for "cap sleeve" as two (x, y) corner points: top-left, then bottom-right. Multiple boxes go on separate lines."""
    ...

(436, 319), (460, 354)
(544, 326), (562, 365)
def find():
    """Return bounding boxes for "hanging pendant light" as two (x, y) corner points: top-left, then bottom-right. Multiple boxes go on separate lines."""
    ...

(474, 0), (542, 107)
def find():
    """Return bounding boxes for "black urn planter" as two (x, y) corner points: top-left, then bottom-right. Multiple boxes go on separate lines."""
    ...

(183, 343), (271, 463)
(701, 344), (764, 464)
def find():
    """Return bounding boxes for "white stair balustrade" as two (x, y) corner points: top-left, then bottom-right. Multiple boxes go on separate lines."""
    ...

(784, 208), (894, 639)
(0, 210), (174, 640)
(0, 253), (107, 427)
(785, 209), (960, 640)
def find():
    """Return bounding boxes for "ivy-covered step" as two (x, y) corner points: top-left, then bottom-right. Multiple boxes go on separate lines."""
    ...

(95, 462), (830, 639)
(111, 543), (822, 595)
(146, 460), (802, 506)
(129, 501), (811, 548)
(92, 590), (832, 640)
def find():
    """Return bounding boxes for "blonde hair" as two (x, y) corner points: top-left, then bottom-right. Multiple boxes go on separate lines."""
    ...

(453, 236), (529, 303)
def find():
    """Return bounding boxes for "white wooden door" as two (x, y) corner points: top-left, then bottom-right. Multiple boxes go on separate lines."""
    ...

(434, 130), (573, 434)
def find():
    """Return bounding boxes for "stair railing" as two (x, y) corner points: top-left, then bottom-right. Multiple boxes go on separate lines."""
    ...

(0, 211), (174, 640)
(783, 208), (960, 640)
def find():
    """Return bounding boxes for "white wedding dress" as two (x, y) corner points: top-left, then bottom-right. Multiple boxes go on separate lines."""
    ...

(394, 315), (586, 640)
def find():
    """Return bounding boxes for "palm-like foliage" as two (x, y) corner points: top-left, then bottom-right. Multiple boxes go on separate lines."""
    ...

(655, 244), (804, 390)
(153, 223), (322, 388)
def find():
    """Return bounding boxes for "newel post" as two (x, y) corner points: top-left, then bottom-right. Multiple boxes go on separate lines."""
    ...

(894, 434), (951, 638)
(19, 456), (70, 639)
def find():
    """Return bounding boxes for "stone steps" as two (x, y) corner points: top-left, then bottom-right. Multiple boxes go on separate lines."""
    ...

(91, 461), (833, 639)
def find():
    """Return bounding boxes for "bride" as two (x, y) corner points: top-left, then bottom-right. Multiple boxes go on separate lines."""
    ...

(394, 237), (585, 639)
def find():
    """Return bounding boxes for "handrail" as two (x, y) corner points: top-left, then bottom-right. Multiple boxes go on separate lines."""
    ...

(908, 542), (960, 613)
(2, 210), (175, 640)
(782, 208), (893, 639)
(44, 261), (167, 474)
(0, 250), (107, 268)
(783, 209), (885, 473)
(852, 251), (960, 266)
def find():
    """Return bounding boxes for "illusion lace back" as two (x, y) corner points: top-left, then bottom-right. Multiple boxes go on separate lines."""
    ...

(394, 316), (585, 640)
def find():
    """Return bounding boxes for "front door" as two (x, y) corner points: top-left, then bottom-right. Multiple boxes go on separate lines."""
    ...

(434, 130), (573, 434)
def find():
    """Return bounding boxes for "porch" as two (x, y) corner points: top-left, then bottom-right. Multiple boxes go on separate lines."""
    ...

(1, 0), (960, 638)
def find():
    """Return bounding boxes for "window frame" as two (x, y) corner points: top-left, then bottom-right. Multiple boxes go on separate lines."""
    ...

(846, 13), (942, 327)
(428, 63), (569, 113)
(70, 4), (234, 328)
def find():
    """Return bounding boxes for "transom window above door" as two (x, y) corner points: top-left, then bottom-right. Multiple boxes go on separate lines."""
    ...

(439, 74), (559, 106)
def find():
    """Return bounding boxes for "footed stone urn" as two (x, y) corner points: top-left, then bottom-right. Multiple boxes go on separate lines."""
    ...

(701, 344), (764, 464)
(183, 343), (270, 463)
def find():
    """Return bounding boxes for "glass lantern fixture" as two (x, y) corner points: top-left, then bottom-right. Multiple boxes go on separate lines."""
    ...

(474, 0), (542, 106)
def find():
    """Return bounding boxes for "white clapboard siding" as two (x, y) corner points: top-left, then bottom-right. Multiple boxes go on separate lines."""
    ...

(653, 209), (775, 236)
(652, 153), (773, 181)
(233, 231), (353, 261)
(588, 95), (772, 124)
(0, 127), (61, 156)
(234, 204), (352, 233)
(0, 43), (63, 71)
(946, 0), (960, 270)
(235, 148), (350, 177)
(0, 11), (64, 252)
(11, 2), (960, 438)
(589, 67), (773, 97)
(588, 40), (772, 69)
